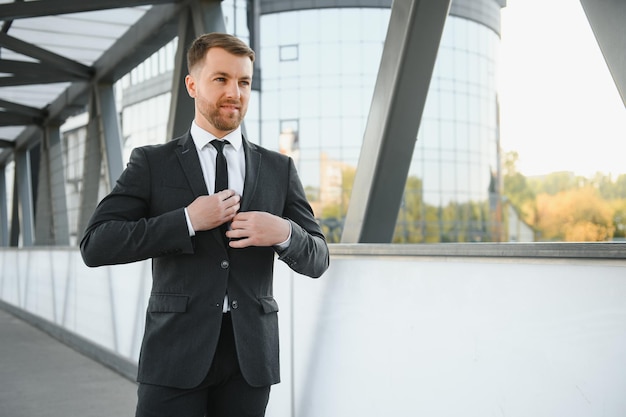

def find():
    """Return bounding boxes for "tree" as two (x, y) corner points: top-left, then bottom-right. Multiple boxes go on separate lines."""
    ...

(535, 187), (614, 241)
(502, 151), (536, 226)
(615, 175), (626, 199)
(610, 199), (626, 239)
(593, 173), (626, 201)
(319, 165), (356, 243)
(531, 171), (582, 195)
(394, 176), (425, 243)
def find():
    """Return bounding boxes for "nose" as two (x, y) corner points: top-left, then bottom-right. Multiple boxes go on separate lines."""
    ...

(225, 80), (241, 99)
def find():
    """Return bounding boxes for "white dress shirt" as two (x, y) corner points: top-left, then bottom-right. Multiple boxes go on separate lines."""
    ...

(191, 121), (246, 197)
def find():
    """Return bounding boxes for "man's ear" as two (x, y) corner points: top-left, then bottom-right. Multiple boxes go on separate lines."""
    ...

(184, 74), (196, 98)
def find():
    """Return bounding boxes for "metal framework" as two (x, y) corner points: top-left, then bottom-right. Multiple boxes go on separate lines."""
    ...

(0, 0), (624, 246)
(341, 0), (451, 243)
(0, 0), (216, 246)
(579, 0), (626, 106)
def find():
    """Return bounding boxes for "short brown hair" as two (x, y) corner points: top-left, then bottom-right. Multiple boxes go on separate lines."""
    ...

(187, 32), (255, 73)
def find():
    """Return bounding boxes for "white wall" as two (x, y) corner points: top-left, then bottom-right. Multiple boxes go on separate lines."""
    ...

(1, 246), (626, 417)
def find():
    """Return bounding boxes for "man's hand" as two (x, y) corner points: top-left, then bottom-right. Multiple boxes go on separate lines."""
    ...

(227, 211), (290, 248)
(187, 190), (240, 232)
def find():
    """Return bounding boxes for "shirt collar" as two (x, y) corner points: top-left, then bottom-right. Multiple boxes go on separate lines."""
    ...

(190, 121), (243, 152)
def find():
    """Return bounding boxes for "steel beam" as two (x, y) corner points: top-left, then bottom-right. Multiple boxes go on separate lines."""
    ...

(0, 3), (184, 164)
(0, 167), (7, 246)
(0, 126), (39, 166)
(167, 0), (226, 139)
(341, 0), (451, 243)
(0, 113), (42, 127)
(0, 32), (92, 78)
(10, 171), (19, 246)
(0, 72), (86, 87)
(579, 0), (626, 106)
(95, 84), (124, 188)
(0, 98), (45, 118)
(96, 4), (183, 83)
(15, 148), (35, 246)
(0, 0), (178, 20)
(34, 125), (69, 245)
(167, 9), (198, 140)
(78, 94), (104, 238)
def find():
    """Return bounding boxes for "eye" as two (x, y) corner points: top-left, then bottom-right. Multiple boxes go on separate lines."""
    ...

(214, 77), (226, 83)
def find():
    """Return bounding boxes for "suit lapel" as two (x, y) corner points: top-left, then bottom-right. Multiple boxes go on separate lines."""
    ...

(175, 133), (226, 246)
(174, 133), (208, 198)
(241, 136), (261, 212)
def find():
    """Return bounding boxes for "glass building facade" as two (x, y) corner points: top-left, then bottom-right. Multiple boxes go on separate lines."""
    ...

(259, 0), (505, 242)
(58, 0), (505, 245)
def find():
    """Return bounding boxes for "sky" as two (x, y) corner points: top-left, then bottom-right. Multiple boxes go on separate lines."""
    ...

(498, 0), (626, 178)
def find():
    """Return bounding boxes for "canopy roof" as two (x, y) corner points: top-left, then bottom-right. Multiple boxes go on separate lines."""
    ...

(0, 0), (184, 162)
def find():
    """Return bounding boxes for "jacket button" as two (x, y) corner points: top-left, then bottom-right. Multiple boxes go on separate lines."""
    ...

(220, 260), (229, 269)
(231, 300), (239, 309)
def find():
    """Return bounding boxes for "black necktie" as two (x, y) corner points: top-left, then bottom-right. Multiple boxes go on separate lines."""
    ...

(211, 139), (229, 193)
(211, 139), (230, 243)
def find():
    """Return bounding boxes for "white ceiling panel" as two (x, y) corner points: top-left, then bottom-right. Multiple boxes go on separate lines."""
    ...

(0, 3), (157, 151)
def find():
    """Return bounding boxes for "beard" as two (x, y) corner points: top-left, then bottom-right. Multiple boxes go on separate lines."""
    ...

(202, 99), (245, 133)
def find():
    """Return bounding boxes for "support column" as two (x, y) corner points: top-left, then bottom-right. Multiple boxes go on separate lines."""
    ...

(10, 172), (19, 246)
(341, 0), (451, 243)
(579, 0), (626, 105)
(34, 124), (69, 245)
(78, 92), (104, 238)
(96, 83), (124, 189)
(15, 148), (35, 246)
(167, 0), (226, 140)
(0, 166), (7, 246)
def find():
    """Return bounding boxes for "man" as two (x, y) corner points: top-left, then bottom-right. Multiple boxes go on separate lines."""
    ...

(80, 32), (329, 417)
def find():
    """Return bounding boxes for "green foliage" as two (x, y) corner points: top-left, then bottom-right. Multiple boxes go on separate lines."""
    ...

(529, 171), (582, 195)
(610, 199), (626, 238)
(319, 167), (494, 243)
(502, 151), (625, 242)
(318, 165), (356, 243)
(502, 152), (536, 225)
(394, 177), (425, 243)
(535, 187), (614, 241)
(316, 150), (625, 243)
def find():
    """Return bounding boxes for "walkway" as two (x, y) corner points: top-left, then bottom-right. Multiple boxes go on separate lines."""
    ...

(0, 308), (137, 417)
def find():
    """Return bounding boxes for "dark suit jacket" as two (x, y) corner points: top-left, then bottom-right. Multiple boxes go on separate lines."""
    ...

(80, 132), (329, 389)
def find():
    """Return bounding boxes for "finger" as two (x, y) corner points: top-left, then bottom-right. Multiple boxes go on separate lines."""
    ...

(230, 214), (249, 230)
(233, 211), (251, 220)
(226, 197), (242, 212)
(224, 204), (240, 220)
(218, 189), (234, 201)
(229, 237), (251, 248)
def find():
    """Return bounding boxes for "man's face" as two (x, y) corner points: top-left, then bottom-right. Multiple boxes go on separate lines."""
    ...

(185, 47), (253, 138)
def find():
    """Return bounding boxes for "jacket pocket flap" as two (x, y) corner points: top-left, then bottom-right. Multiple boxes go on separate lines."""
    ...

(259, 296), (279, 314)
(148, 294), (189, 313)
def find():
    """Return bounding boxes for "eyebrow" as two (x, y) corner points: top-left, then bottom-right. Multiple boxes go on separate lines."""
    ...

(210, 71), (252, 81)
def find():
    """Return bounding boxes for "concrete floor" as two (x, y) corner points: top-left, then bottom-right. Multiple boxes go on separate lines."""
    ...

(0, 309), (137, 417)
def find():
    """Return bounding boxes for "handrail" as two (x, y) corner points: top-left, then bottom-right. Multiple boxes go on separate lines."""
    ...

(330, 242), (626, 260)
(2, 242), (625, 260)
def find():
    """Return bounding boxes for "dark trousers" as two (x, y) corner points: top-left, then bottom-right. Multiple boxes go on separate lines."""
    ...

(135, 313), (271, 417)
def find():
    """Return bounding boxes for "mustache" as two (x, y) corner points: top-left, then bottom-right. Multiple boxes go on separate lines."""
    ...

(219, 99), (241, 107)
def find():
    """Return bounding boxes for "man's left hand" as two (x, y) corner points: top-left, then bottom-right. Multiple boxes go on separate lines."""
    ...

(227, 211), (290, 248)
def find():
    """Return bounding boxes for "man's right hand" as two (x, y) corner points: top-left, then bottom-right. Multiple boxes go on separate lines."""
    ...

(186, 190), (240, 232)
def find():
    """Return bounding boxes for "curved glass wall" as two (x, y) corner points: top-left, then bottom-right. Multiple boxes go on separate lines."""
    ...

(260, 8), (388, 176)
(406, 16), (502, 243)
(66, 1), (502, 245)
(260, 9), (502, 242)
